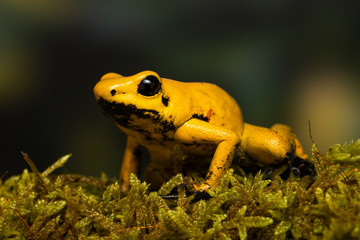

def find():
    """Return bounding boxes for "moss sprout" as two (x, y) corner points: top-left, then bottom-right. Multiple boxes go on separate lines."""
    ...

(1, 139), (360, 239)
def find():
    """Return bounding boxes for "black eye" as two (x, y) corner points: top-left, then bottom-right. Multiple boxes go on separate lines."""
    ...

(137, 75), (161, 96)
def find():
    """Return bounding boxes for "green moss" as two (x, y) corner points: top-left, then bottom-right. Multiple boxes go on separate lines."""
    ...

(1, 139), (360, 239)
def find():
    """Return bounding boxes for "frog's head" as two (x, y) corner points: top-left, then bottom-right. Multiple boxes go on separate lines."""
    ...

(94, 70), (175, 138)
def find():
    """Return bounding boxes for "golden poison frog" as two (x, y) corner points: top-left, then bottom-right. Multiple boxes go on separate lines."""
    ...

(94, 71), (312, 192)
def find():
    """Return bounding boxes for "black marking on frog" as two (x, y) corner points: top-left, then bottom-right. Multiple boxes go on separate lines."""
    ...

(192, 113), (209, 122)
(161, 95), (169, 107)
(97, 97), (175, 140)
(133, 145), (142, 159)
(182, 142), (202, 147)
(204, 171), (213, 181)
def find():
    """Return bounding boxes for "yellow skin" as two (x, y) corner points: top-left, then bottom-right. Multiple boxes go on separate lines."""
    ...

(94, 70), (308, 192)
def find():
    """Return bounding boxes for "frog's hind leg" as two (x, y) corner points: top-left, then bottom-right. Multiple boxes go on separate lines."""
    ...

(241, 123), (315, 176)
(240, 123), (296, 166)
(270, 124), (316, 176)
(241, 123), (315, 172)
(241, 123), (316, 175)
(270, 124), (308, 160)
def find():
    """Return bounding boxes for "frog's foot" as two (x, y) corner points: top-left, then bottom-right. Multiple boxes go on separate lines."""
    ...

(191, 183), (212, 201)
(160, 183), (193, 200)
(192, 190), (211, 201)
(160, 183), (212, 201)
(288, 156), (317, 177)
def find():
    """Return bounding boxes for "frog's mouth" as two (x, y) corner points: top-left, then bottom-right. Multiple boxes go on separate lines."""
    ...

(96, 97), (155, 126)
(96, 97), (175, 137)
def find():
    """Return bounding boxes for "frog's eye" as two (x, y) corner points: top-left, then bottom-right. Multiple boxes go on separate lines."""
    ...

(137, 75), (161, 96)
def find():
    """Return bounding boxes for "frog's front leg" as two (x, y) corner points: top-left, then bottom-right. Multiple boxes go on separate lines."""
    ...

(174, 118), (240, 192)
(119, 136), (142, 190)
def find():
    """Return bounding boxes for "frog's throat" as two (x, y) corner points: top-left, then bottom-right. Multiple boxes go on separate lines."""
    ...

(97, 97), (176, 138)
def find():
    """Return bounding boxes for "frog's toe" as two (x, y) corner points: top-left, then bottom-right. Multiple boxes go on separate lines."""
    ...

(192, 190), (211, 201)
(291, 166), (301, 176)
(262, 167), (275, 179)
(289, 156), (317, 177)
(160, 183), (212, 201)
(160, 194), (179, 199)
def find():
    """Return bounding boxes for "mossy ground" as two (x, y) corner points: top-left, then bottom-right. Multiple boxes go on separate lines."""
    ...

(1, 140), (360, 239)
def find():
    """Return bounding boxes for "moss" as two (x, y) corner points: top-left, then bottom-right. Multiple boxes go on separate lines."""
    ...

(1, 140), (360, 239)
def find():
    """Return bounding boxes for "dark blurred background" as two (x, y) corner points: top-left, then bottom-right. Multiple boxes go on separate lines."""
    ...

(1, 1), (360, 179)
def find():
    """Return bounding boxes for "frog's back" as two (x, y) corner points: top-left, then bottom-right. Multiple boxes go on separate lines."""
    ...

(162, 79), (244, 137)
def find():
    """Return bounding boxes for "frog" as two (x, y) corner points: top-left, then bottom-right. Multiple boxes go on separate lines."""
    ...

(93, 70), (312, 193)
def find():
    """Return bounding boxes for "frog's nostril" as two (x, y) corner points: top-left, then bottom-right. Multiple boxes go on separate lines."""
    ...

(110, 89), (117, 96)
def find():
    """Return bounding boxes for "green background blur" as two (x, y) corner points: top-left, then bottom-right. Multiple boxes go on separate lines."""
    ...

(1, 1), (360, 179)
